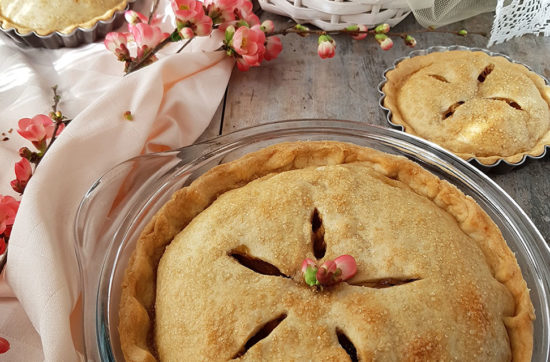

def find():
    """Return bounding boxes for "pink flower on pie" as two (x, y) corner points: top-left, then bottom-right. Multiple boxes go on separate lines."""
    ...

(264, 36), (282, 61)
(0, 195), (19, 236)
(129, 23), (169, 58)
(104, 32), (131, 60)
(10, 158), (32, 194)
(317, 35), (336, 59)
(232, 25), (265, 67)
(316, 255), (357, 286)
(17, 114), (64, 150)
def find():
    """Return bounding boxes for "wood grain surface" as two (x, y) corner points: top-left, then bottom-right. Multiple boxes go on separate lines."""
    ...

(198, 11), (550, 241)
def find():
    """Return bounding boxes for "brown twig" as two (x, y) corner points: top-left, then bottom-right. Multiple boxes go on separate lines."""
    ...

(37, 86), (64, 164)
(271, 26), (487, 38)
(125, 30), (179, 74)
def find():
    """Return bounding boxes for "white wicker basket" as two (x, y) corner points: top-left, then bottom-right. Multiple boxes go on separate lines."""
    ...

(259, 0), (411, 31)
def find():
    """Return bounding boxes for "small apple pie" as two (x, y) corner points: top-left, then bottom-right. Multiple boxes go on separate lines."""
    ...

(382, 50), (550, 166)
(0, 0), (129, 35)
(118, 141), (534, 361)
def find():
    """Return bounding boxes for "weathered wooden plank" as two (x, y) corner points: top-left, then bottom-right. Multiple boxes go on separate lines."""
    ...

(221, 11), (550, 240)
(197, 94), (225, 142)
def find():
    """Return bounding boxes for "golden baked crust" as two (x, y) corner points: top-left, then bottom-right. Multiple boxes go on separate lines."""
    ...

(0, 0), (128, 35)
(383, 50), (550, 166)
(118, 141), (534, 361)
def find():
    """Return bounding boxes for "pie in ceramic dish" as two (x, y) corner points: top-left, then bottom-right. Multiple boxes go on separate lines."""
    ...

(382, 50), (550, 166)
(118, 141), (534, 361)
(0, 0), (129, 35)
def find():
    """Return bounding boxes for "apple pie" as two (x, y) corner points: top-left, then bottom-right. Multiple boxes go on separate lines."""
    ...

(382, 50), (550, 166)
(0, 0), (129, 35)
(118, 141), (534, 361)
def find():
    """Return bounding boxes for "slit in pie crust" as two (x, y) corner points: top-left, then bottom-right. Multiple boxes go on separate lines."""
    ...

(382, 50), (550, 166)
(118, 141), (534, 361)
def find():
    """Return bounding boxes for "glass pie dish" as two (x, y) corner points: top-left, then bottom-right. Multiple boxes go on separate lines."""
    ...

(74, 119), (550, 361)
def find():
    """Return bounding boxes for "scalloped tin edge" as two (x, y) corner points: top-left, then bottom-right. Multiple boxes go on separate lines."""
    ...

(0, 0), (135, 49)
(377, 45), (550, 173)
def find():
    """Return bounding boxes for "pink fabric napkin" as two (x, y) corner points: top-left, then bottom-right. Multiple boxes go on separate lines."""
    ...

(0, 11), (234, 361)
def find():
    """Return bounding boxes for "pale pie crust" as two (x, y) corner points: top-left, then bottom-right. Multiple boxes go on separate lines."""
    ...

(0, 0), (128, 35)
(118, 141), (534, 361)
(383, 50), (550, 166)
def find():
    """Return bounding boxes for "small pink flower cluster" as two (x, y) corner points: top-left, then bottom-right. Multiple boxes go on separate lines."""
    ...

(0, 195), (18, 255)
(105, 10), (170, 63)
(0, 111), (66, 254)
(301, 255), (357, 287)
(225, 20), (282, 71)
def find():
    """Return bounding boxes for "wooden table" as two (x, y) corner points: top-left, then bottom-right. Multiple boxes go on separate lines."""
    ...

(198, 11), (550, 241)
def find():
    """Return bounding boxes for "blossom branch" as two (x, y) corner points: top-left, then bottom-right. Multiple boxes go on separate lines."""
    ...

(125, 30), (179, 74)
(270, 26), (486, 38)
(105, 1), (484, 74)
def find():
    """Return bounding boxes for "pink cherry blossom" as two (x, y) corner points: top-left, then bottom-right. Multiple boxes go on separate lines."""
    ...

(124, 10), (148, 25)
(352, 24), (368, 40)
(172, 0), (206, 23)
(104, 32), (130, 60)
(193, 15), (214, 36)
(129, 23), (169, 58)
(264, 36), (282, 61)
(10, 158), (32, 194)
(17, 114), (64, 149)
(172, 0), (213, 37)
(317, 35), (336, 59)
(232, 25), (266, 68)
(234, 0), (259, 26)
(235, 57), (251, 71)
(205, 0), (238, 25)
(0, 195), (19, 236)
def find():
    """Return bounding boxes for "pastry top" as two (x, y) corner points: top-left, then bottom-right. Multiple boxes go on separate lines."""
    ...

(118, 141), (534, 362)
(383, 50), (550, 165)
(0, 0), (128, 35)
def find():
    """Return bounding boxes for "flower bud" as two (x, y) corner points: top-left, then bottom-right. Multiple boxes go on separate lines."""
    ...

(375, 34), (393, 50)
(295, 24), (310, 37)
(351, 24), (368, 40)
(317, 35), (336, 59)
(180, 27), (195, 39)
(260, 20), (275, 34)
(123, 111), (133, 121)
(404, 35), (417, 47)
(374, 23), (390, 34)
(225, 25), (236, 43)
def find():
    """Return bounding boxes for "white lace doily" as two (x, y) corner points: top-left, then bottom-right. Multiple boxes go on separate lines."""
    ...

(489, 0), (550, 46)
(406, 0), (550, 46)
